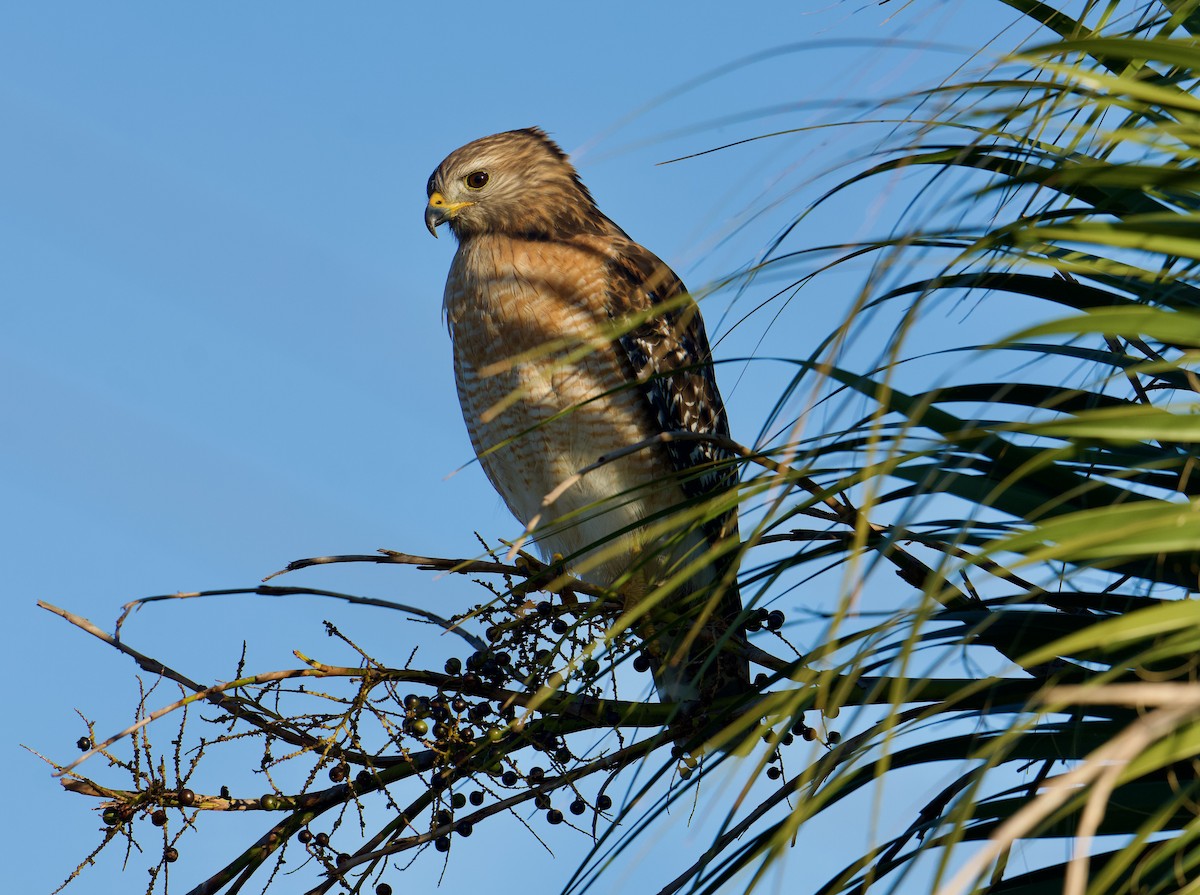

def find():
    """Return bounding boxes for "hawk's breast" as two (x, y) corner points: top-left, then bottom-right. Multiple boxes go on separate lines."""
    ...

(444, 235), (684, 585)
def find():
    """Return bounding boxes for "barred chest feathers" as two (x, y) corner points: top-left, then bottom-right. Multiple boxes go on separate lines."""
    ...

(443, 235), (692, 587)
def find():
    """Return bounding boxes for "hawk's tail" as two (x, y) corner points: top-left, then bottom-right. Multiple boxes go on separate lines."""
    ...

(635, 575), (750, 710)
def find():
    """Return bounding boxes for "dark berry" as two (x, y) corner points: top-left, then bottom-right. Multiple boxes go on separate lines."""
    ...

(766, 766), (782, 780)
(547, 809), (563, 825)
(337, 853), (351, 866)
(410, 719), (429, 737)
(828, 731), (842, 744)
(569, 799), (586, 816)
(164, 847), (179, 863)
(259, 793), (281, 810)
(297, 830), (312, 844)
(377, 885), (393, 895)
(177, 788), (195, 807)
(754, 673), (769, 688)
(434, 836), (450, 852)
(596, 795), (613, 811)
(355, 770), (373, 788)
(469, 790), (485, 806)
(528, 766), (545, 783)
(632, 654), (651, 673)
(456, 821), (473, 837)
(102, 806), (121, 826)
(403, 694), (419, 710)
(315, 832), (330, 848)
(151, 809), (168, 827)
(329, 765), (347, 783)
(444, 657), (462, 675)
(501, 770), (518, 787)
(766, 610), (785, 631)
(554, 746), (572, 763)
(451, 792), (467, 809)
(451, 697), (468, 713)
(536, 601), (552, 617)
(552, 618), (569, 635)
(534, 793), (552, 810)
(76, 736), (91, 751)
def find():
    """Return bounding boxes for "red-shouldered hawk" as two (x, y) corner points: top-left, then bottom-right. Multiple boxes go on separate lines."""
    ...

(425, 128), (747, 705)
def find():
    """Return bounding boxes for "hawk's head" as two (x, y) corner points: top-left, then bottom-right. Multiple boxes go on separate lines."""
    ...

(425, 128), (606, 241)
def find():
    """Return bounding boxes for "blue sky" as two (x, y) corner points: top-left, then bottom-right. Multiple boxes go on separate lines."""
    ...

(4, 3), (1058, 893)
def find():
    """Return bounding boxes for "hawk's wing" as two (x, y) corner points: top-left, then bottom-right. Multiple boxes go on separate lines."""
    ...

(604, 240), (738, 545)
(601, 236), (748, 699)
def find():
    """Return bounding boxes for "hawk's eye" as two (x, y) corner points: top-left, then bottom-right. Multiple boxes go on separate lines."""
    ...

(464, 171), (489, 190)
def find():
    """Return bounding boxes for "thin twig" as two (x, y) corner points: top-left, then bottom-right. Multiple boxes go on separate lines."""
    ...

(264, 548), (608, 599)
(116, 586), (488, 651)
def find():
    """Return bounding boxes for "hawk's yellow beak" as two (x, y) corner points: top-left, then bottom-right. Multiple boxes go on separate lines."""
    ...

(425, 191), (474, 237)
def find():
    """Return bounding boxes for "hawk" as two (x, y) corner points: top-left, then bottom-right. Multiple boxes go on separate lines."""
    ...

(425, 128), (747, 706)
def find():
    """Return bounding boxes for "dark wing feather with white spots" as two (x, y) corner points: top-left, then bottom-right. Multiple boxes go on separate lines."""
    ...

(604, 239), (748, 699)
(606, 244), (737, 533)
